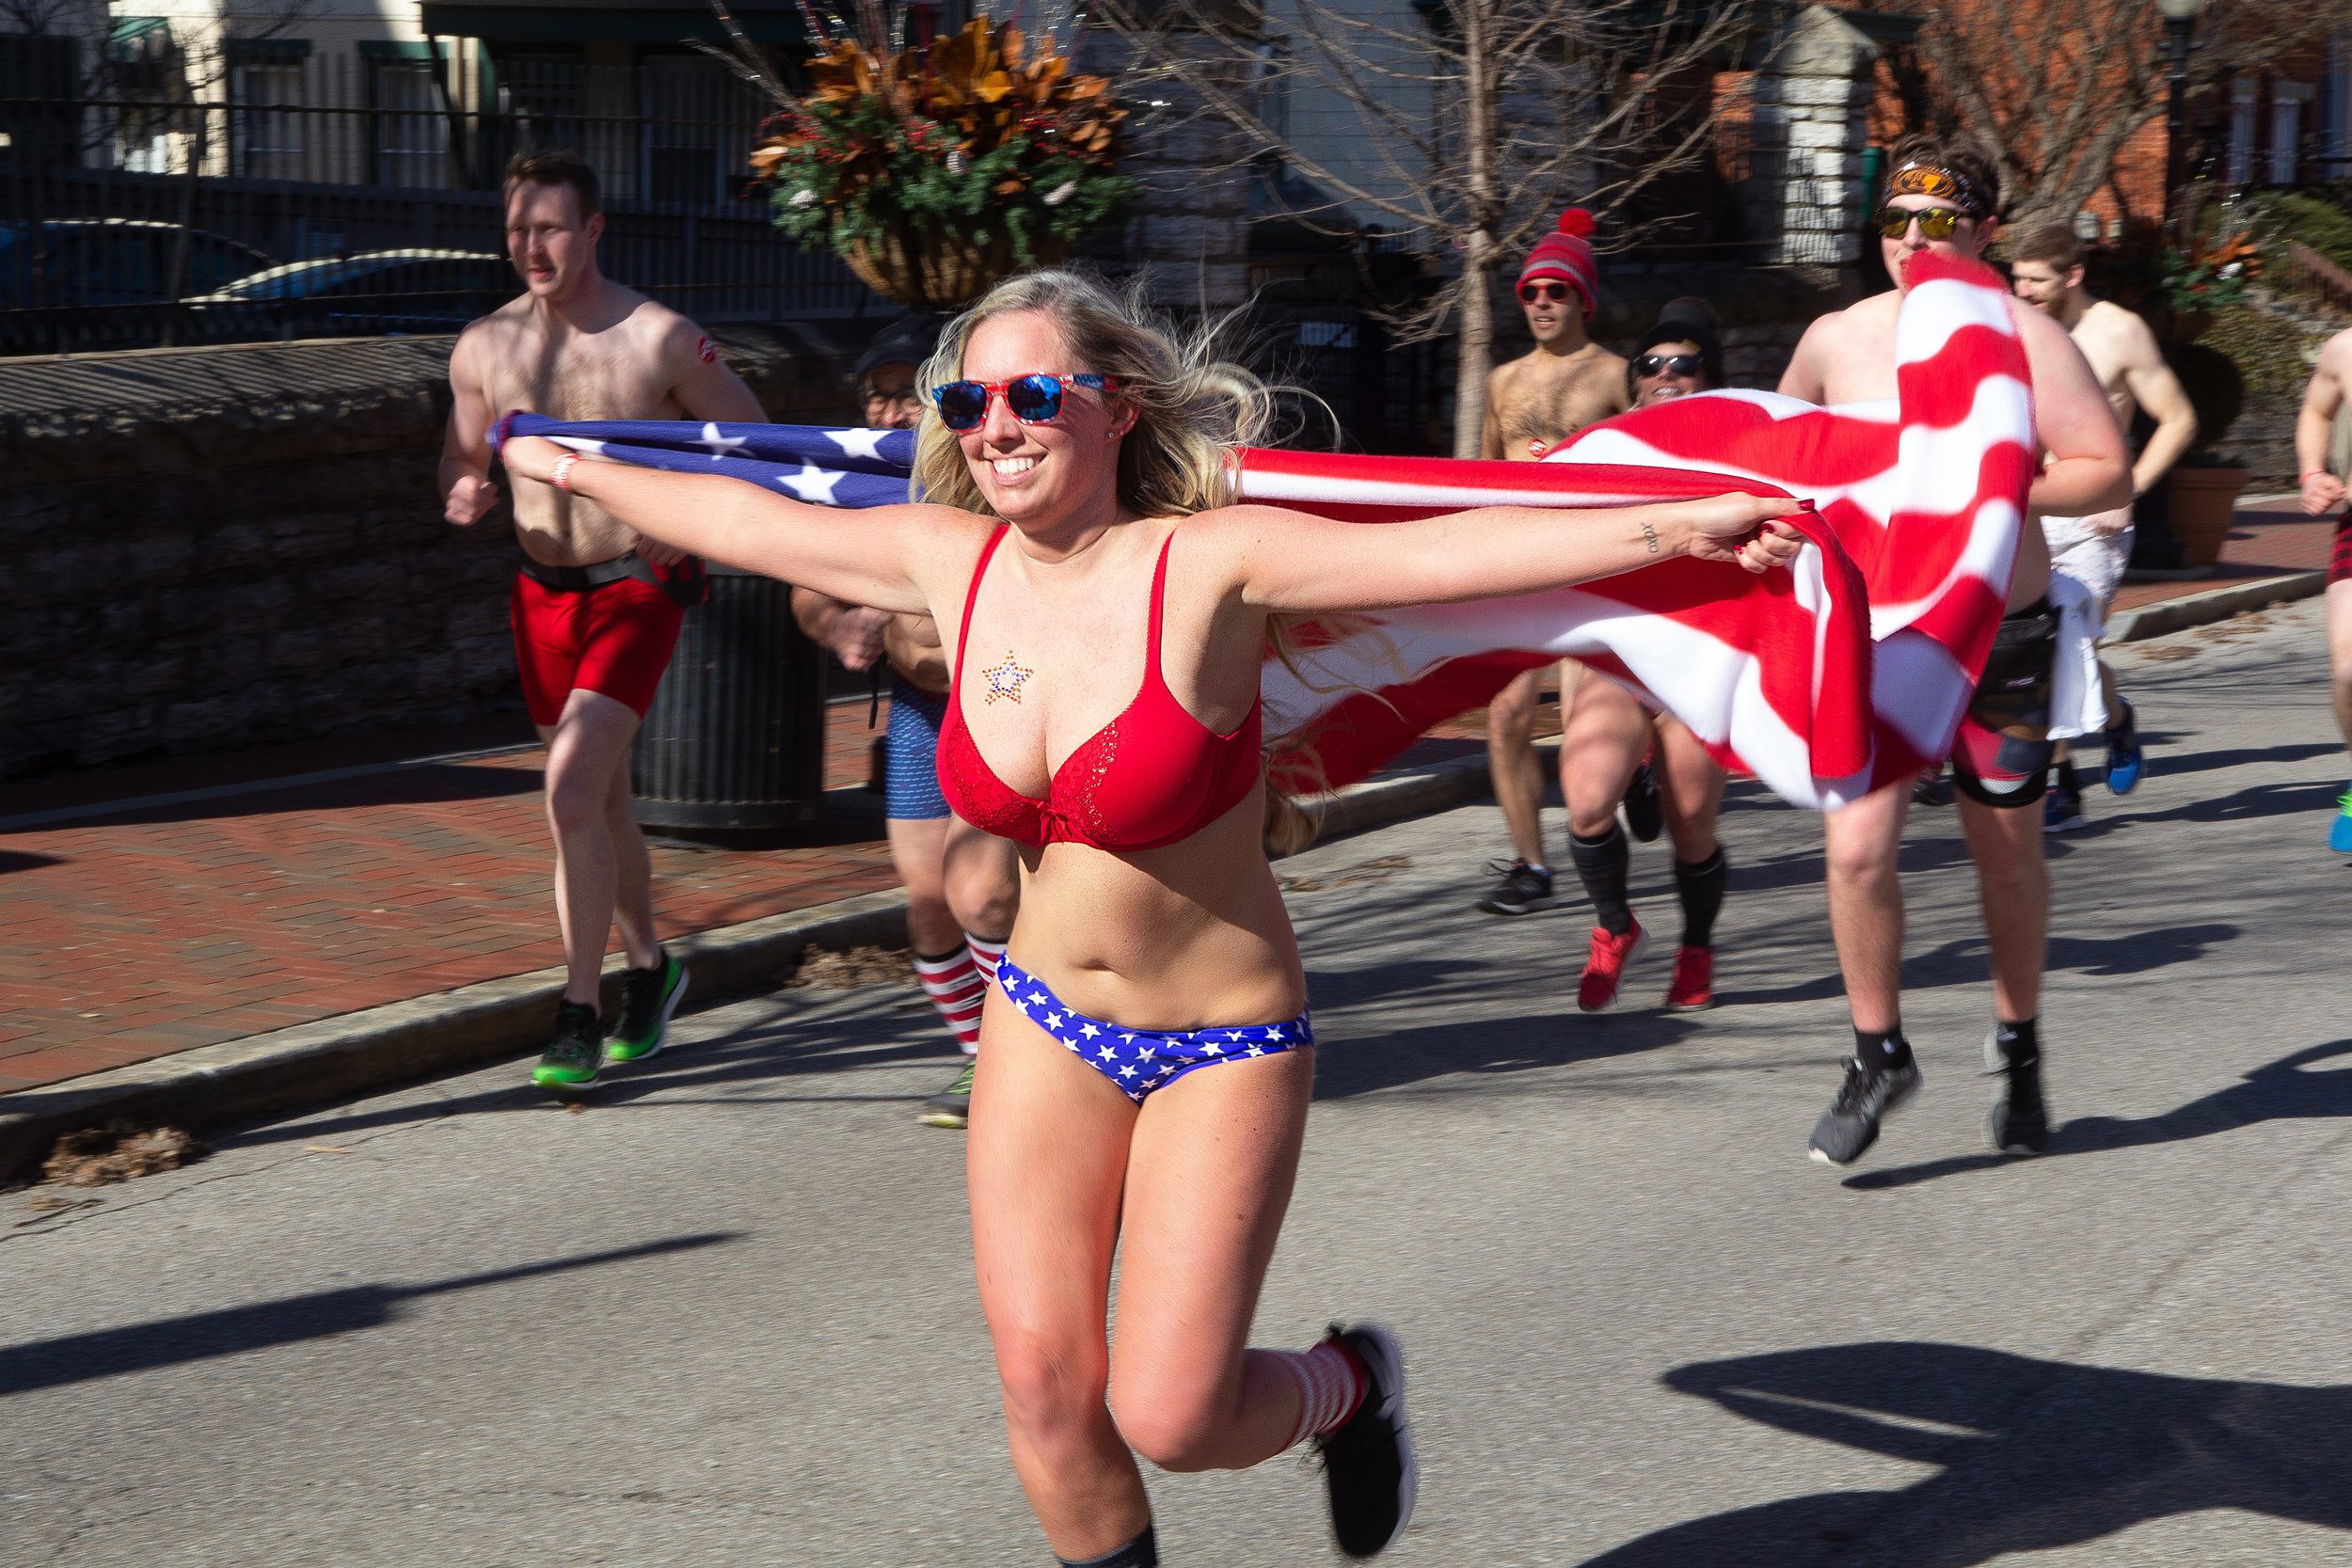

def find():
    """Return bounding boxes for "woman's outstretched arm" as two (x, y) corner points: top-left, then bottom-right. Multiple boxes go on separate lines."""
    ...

(501, 434), (965, 615)
(1216, 491), (1811, 615)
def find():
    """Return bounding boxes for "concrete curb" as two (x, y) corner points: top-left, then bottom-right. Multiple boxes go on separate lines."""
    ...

(2103, 570), (2327, 643)
(0, 751), (1521, 1180)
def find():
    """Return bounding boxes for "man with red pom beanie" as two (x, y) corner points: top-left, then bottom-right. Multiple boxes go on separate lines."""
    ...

(1471, 207), (1630, 922)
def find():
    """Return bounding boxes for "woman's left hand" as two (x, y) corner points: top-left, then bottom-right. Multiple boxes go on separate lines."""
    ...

(1678, 493), (1811, 574)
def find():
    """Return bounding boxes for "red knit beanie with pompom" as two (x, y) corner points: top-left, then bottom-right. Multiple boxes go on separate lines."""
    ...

(1518, 209), (1599, 318)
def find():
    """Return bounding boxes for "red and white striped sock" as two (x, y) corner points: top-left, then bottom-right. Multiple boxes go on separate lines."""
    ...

(913, 944), (985, 1053)
(965, 933), (1006, 989)
(1272, 1336), (1370, 1449)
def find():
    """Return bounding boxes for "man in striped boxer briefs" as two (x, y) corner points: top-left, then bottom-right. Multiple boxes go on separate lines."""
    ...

(792, 316), (1021, 1128)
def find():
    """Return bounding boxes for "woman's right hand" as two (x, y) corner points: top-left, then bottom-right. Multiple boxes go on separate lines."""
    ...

(501, 435), (566, 486)
(1678, 493), (1813, 573)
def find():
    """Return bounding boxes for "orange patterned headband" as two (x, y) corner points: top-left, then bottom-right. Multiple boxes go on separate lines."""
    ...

(1887, 162), (1990, 217)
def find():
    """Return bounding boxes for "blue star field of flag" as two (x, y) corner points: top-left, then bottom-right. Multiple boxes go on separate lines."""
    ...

(496, 413), (918, 510)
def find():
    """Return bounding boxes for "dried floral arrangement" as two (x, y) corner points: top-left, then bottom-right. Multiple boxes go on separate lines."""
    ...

(726, 5), (1137, 310)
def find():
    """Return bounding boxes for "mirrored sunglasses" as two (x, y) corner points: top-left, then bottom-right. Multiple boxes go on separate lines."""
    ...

(1633, 352), (1705, 379)
(1875, 205), (1968, 241)
(933, 372), (1120, 432)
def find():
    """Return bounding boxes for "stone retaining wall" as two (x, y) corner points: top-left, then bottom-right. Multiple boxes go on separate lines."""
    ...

(0, 324), (870, 780)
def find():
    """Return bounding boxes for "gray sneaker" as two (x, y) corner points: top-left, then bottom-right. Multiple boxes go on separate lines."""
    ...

(1808, 1055), (1922, 1165)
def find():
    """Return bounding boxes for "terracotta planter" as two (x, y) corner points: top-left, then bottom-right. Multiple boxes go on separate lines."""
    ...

(2165, 467), (2250, 565)
(844, 223), (1073, 312)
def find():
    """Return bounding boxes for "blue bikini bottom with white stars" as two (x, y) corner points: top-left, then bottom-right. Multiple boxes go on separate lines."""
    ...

(996, 957), (1313, 1103)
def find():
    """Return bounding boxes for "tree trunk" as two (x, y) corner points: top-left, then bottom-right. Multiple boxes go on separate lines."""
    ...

(1453, 0), (1497, 461)
(1453, 250), (1493, 460)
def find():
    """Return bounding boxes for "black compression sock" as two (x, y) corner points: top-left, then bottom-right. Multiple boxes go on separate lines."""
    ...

(1673, 848), (1727, 949)
(1059, 1526), (1158, 1568)
(1994, 1016), (2039, 1064)
(1568, 825), (1633, 936)
(2054, 756), (2080, 794)
(1855, 1025), (1913, 1072)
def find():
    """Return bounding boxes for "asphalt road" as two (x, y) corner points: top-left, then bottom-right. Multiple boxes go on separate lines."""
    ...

(4, 598), (2348, 1568)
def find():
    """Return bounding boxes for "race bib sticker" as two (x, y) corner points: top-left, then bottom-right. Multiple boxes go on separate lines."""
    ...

(696, 335), (717, 364)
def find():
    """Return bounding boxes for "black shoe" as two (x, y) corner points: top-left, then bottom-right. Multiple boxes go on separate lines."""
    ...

(918, 1058), (975, 1130)
(532, 1002), (603, 1094)
(1912, 768), (1953, 808)
(1316, 1323), (1415, 1559)
(1808, 1054), (1922, 1165)
(1621, 762), (1663, 844)
(1985, 1031), (2049, 1154)
(1475, 858), (1560, 915)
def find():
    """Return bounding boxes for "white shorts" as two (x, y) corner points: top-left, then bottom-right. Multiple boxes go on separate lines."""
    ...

(2042, 506), (2134, 605)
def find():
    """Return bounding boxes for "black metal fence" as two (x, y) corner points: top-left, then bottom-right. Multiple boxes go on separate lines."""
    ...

(0, 57), (867, 356)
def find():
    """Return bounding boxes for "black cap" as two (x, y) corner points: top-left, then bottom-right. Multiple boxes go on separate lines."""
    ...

(852, 314), (946, 382)
(1631, 296), (1722, 387)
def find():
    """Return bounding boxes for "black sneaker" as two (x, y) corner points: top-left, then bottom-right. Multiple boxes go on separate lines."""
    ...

(2042, 783), (2087, 834)
(1475, 858), (1560, 915)
(1807, 1054), (1922, 1165)
(918, 1058), (976, 1130)
(1984, 1030), (2049, 1154)
(1316, 1323), (1415, 1559)
(532, 1002), (603, 1094)
(1621, 762), (1663, 843)
(1912, 767), (1953, 807)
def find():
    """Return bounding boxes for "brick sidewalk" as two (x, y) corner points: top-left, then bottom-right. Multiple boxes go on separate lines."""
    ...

(1, 502), (2328, 1097)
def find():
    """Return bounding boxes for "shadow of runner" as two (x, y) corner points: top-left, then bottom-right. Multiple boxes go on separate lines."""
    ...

(1844, 1038), (2352, 1192)
(1311, 1009), (1706, 1100)
(0, 1232), (739, 1398)
(1582, 1341), (2352, 1566)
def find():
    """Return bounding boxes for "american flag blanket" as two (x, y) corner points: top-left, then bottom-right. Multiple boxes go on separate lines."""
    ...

(500, 254), (2036, 812)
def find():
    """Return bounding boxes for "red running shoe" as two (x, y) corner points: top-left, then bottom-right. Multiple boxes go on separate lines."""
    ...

(1664, 945), (1714, 1011)
(1576, 919), (1646, 1012)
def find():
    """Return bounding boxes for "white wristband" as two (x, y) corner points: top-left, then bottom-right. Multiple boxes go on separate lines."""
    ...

(549, 452), (580, 493)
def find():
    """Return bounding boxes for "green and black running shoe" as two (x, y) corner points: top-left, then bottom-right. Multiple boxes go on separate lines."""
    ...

(533, 1001), (604, 1094)
(918, 1058), (977, 1130)
(606, 951), (689, 1065)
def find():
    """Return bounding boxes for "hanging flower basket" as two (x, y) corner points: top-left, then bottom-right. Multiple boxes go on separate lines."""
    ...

(746, 17), (1136, 311)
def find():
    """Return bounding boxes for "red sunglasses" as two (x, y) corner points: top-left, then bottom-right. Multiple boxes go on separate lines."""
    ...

(1518, 280), (1579, 305)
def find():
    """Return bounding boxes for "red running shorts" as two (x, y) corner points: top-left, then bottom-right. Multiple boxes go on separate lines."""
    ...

(2330, 518), (2352, 586)
(509, 571), (684, 728)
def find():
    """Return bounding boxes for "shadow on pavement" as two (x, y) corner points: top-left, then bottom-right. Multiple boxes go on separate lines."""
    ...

(1311, 1008), (1705, 1100)
(2109, 739), (2343, 781)
(219, 1005), (956, 1149)
(0, 850), (63, 874)
(1844, 1038), (2352, 1192)
(1715, 922), (2238, 1010)
(1581, 1340), (2352, 1565)
(0, 1232), (736, 1398)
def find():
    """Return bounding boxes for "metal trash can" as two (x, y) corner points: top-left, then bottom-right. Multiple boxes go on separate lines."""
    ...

(630, 563), (827, 832)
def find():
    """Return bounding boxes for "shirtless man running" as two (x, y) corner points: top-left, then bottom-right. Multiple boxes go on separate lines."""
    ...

(1473, 207), (1633, 917)
(2296, 326), (2352, 851)
(1557, 297), (1733, 1012)
(790, 316), (1020, 1130)
(441, 150), (766, 1094)
(2010, 222), (2198, 831)
(1777, 132), (2130, 1165)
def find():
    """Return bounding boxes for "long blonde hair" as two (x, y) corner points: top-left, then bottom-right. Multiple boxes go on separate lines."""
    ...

(911, 269), (1273, 520)
(912, 268), (1353, 854)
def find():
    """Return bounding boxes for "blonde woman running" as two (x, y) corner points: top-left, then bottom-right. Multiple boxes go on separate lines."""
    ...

(499, 270), (1803, 1564)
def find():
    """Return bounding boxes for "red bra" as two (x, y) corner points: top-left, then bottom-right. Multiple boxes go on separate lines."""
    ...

(937, 525), (1263, 851)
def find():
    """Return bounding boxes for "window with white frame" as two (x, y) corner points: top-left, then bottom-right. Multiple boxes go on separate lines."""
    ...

(233, 63), (305, 180)
(373, 60), (451, 189)
(2273, 83), (2312, 185)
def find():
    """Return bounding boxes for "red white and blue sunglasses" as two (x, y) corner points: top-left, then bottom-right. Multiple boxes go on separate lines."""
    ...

(933, 372), (1122, 432)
